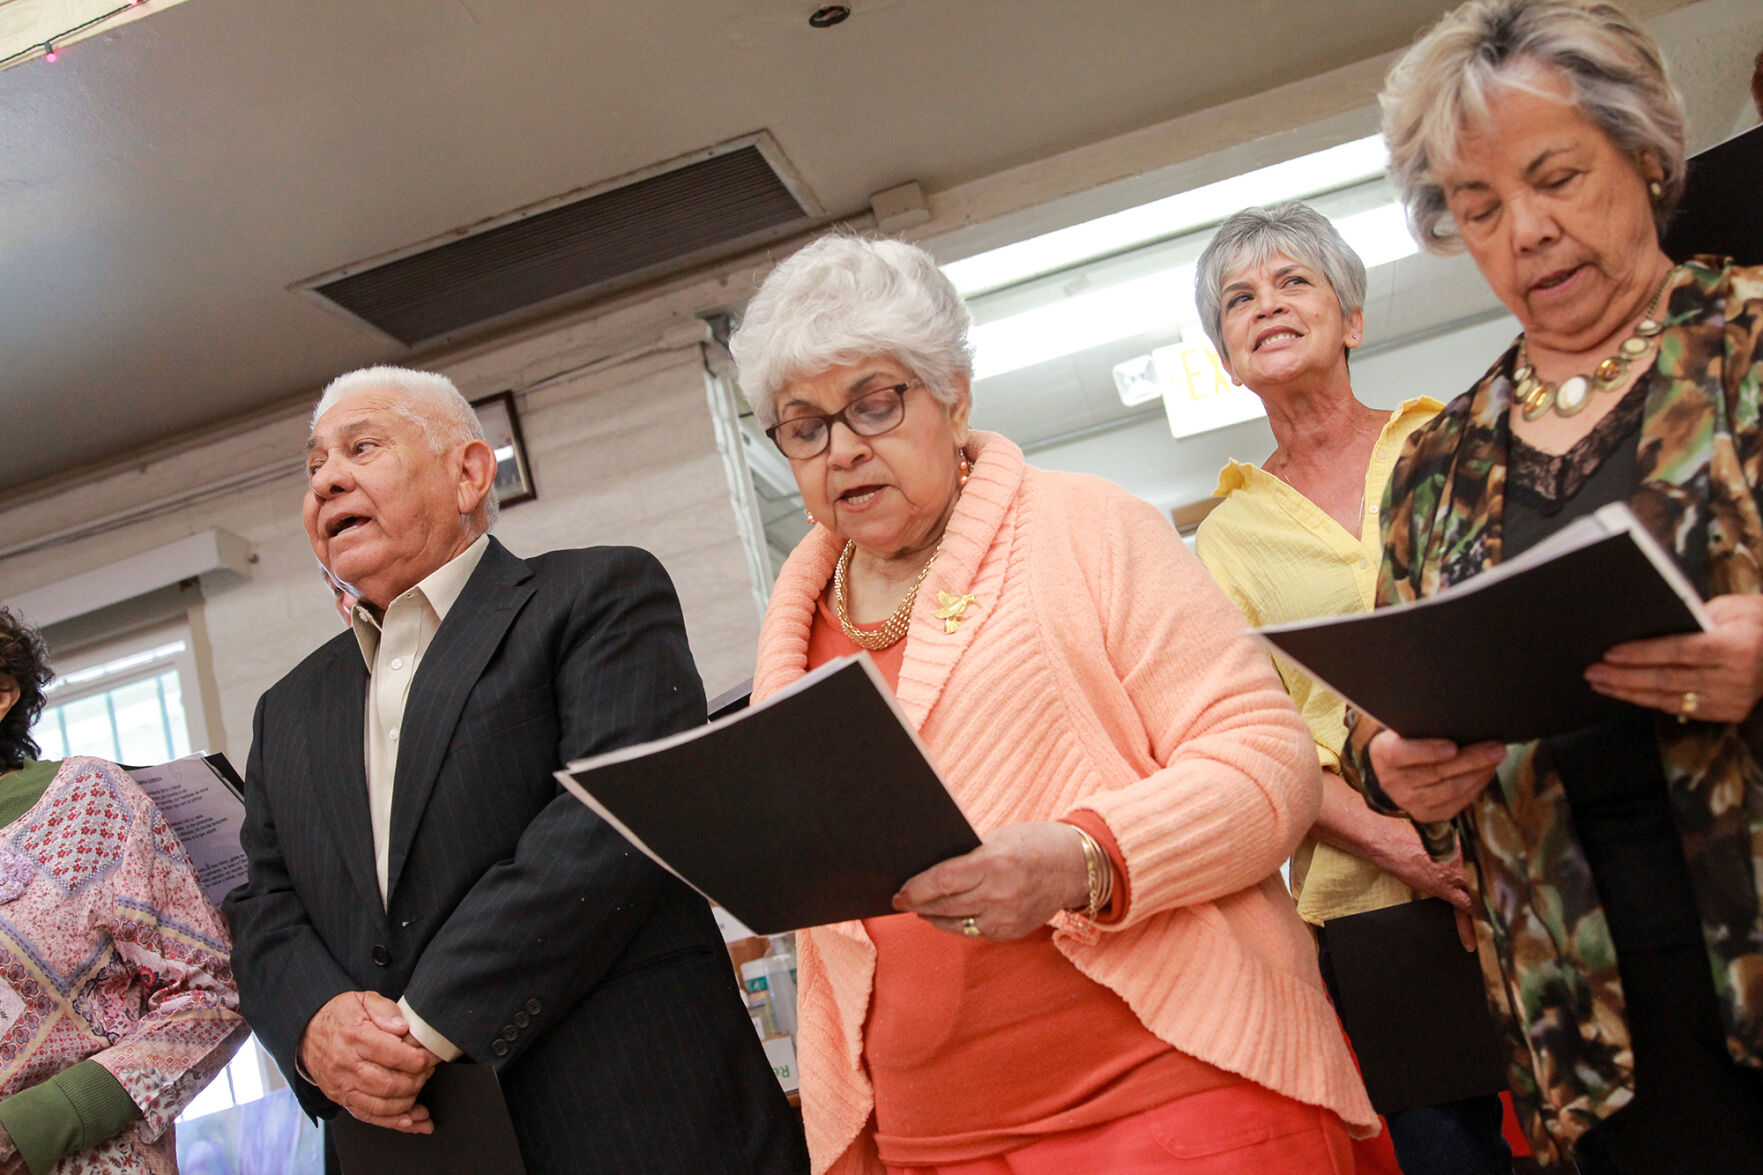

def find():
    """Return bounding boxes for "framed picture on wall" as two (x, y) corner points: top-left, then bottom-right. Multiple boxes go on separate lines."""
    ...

(471, 390), (536, 508)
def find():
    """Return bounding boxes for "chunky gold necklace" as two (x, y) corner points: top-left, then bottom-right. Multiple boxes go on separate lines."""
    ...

(833, 538), (942, 651)
(1514, 265), (1680, 421)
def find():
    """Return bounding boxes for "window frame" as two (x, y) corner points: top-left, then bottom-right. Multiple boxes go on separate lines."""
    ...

(33, 621), (210, 762)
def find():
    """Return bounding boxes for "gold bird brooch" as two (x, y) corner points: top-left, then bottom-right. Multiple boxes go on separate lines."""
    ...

(933, 591), (978, 634)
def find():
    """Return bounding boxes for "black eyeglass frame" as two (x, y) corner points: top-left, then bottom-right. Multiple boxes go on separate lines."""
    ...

(763, 381), (916, 459)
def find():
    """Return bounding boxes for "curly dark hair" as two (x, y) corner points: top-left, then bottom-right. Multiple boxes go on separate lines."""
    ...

(0, 607), (54, 770)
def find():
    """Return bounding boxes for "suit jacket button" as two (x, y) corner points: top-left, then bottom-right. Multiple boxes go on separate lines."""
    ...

(525, 998), (541, 1015)
(371, 945), (390, 966)
(491, 1039), (509, 1057)
(513, 1012), (530, 1028)
(502, 1025), (518, 1042)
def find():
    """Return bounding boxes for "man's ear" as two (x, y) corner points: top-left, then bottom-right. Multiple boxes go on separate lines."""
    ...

(458, 439), (498, 516)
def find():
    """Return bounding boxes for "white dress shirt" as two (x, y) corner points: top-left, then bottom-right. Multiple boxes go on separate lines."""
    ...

(348, 532), (490, 1060)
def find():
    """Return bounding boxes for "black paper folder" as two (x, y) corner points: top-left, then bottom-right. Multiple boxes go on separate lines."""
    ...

(556, 655), (981, 934)
(1324, 899), (1508, 1115)
(1256, 502), (1711, 744)
(330, 1063), (525, 1175)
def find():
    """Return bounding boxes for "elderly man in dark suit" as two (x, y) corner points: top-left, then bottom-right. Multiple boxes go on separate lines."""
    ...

(224, 366), (805, 1174)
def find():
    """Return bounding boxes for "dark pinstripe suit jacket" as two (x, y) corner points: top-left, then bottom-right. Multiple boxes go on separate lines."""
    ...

(224, 540), (806, 1174)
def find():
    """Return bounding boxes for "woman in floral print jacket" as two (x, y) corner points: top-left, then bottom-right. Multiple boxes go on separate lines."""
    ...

(0, 607), (245, 1174)
(1345, 3), (1763, 1173)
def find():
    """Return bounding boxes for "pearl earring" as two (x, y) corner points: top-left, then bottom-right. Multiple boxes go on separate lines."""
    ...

(805, 508), (816, 525)
(1648, 179), (1663, 200)
(957, 456), (971, 488)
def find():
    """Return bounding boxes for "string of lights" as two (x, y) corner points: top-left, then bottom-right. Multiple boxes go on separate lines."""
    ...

(0, 0), (147, 71)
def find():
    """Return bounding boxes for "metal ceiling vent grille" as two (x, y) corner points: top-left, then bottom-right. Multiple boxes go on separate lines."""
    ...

(303, 135), (820, 346)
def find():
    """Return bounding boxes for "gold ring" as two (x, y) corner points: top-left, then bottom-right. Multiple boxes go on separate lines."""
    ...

(1678, 690), (1698, 723)
(961, 917), (982, 938)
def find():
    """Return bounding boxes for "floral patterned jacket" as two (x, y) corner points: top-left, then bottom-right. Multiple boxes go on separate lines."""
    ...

(0, 757), (246, 1173)
(1344, 259), (1763, 1164)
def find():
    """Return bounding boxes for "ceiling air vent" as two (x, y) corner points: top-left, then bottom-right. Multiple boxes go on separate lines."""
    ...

(300, 134), (820, 346)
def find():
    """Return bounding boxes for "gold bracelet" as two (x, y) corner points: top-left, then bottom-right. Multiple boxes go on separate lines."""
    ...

(1093, 833), (1114, 913)
(1070, 826), (1112, 921)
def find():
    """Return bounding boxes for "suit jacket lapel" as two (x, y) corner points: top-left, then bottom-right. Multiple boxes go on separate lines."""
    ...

(385, 538), (536, 899)
(310, 641), (381, 908)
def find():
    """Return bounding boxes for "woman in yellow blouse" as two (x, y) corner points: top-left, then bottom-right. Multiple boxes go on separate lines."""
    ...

(1190, 202), (1508, 1175)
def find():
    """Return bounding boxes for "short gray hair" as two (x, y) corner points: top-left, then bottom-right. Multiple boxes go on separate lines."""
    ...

(730, 234), (974, 429)
(1380, 0), (1686, 254)
(311, 365), (499, 527)
(1194, 201), (1367, 361)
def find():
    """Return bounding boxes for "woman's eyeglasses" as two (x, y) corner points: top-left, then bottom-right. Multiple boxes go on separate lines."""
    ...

(766, 382), (914, 460)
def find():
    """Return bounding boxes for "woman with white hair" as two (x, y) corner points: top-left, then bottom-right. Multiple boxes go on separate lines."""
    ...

(1342, 1), (1763, 1170)
(733, 233), (1376, 1174)
(1191, 202), (1513, 1175)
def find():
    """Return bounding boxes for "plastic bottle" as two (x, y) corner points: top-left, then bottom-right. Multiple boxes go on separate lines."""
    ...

(740, 959), (778, 1037)
(763, 934), (798, 1036)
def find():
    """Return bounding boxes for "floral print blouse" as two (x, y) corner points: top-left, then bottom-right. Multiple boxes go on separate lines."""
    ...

(0, 757), (245, 1173)
(1345, 259), (1763, 1164)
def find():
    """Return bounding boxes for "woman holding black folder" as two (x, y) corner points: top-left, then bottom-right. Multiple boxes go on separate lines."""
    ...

(733, 235), (1377, 1173)
(1190, 202), (1512, 1175)
(1344, 3), (1763, 1172)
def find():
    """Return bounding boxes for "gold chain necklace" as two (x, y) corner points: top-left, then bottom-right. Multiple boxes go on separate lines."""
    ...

(1514, 265), (1680, 421)
(833, 538), (942, 651)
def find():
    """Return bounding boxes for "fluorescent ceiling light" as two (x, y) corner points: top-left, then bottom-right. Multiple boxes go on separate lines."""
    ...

(972, 265), (1195, 381)
(970, 200), (1422, 383)
(945, 135), (1389, 297)
(1333, 201), (1419, 268)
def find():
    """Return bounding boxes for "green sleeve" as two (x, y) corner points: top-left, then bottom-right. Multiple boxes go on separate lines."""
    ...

(0, 1060), (141, 1175)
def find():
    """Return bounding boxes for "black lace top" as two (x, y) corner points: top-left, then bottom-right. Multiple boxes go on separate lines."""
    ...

(1504, 373), (1648, 521)
(1502, 367), (1701, 942)
(1501, 368), (1732, 1168)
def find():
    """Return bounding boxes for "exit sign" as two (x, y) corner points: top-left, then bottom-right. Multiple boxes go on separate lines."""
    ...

(1153, 341), (1267, 439)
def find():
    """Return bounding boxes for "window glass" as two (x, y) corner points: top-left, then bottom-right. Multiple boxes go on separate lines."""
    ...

(179, 1039), (270, 1120)
(55, 693), (121, 763)
(37, 665), (191, 766)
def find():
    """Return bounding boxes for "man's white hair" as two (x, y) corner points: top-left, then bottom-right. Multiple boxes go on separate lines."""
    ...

(311, 365), (499, 527)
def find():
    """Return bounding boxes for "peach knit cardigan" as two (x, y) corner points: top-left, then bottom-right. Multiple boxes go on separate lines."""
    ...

(752, 432), (1378, 1174)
